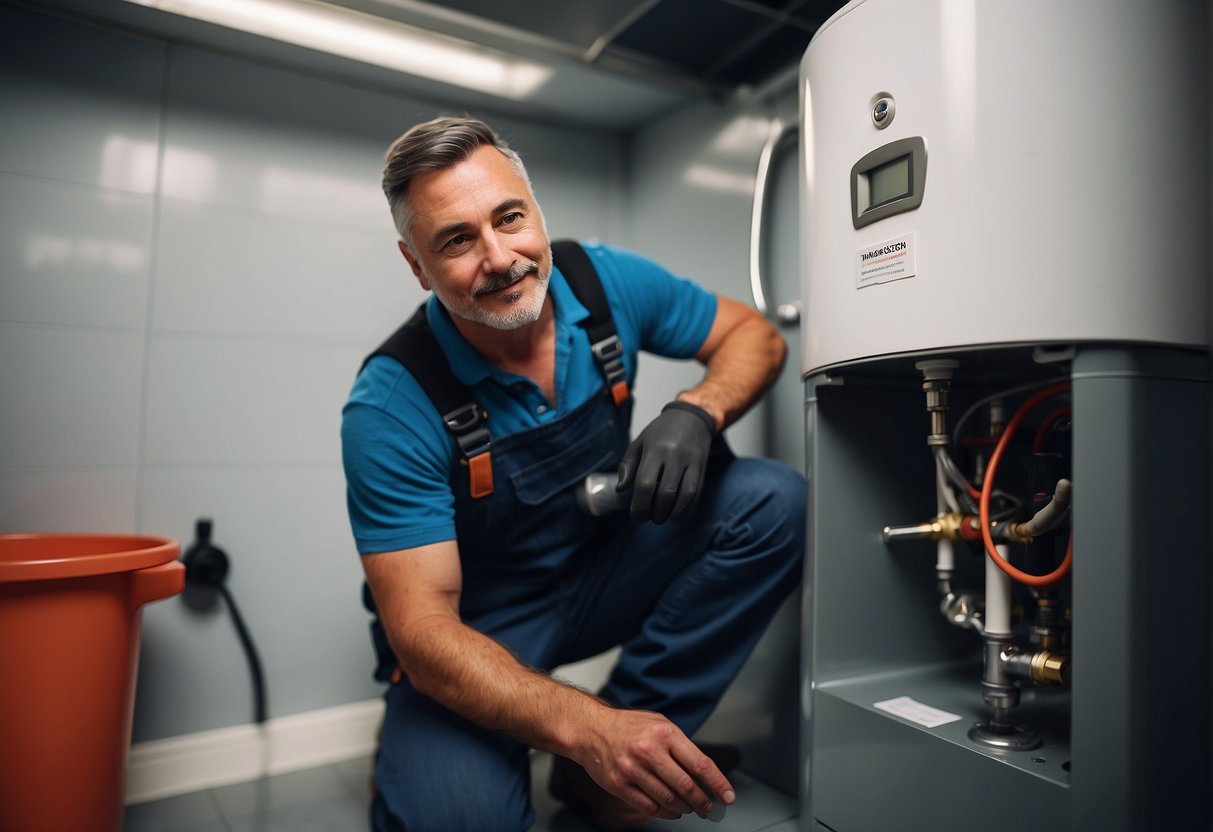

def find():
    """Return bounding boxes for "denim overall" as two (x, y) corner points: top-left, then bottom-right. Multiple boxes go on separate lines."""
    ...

(370, 388), (806, 832)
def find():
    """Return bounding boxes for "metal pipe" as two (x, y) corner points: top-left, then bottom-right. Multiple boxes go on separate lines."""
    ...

(1032, 591), (1066, 651)
(882, 512), (980, 543)
(584, 0), (663, 63)
(939, 585), (984, 632)
(934, 453), (956, 576)
(967, 630), (1042, 751)
(882, 519), (945, 542)
(966, 545), (1043, 750)
(985, 543), (1013, 636)
(749, 120), (800, 325)
(980, 634), (1018, 711)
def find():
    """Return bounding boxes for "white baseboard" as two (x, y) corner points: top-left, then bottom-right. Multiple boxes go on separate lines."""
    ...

(125, 698), (384, 805)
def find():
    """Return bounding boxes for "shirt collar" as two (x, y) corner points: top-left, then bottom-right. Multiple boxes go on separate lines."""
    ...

(424, 263), (588, 387)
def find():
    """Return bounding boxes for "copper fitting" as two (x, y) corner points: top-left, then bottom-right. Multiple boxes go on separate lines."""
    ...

(996, 520), (1034, 544)
(1030, 650), (1070, 686)
(1001, 646), (1070, 687)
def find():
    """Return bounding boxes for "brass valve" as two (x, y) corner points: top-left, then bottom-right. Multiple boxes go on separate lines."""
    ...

(1030, 650), (1070, 686)
(883, 512), (982, 543)
(1001, 646), (1071, 687)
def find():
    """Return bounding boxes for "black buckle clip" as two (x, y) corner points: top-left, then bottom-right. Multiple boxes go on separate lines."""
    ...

(444, 403), (491, 457)
(591, 335), (627, 386)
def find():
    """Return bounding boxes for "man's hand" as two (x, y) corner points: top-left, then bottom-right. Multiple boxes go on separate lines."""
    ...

(616, 400), (716, 524)
(576, 709), (735, 821)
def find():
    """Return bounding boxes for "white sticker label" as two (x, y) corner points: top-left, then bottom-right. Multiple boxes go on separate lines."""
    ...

(856, 232), (916, 288)
(873, 696), (962, 728)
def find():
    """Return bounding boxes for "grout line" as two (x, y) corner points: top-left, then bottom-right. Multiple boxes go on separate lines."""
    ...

(134, 41), (173, 534)
(204, 788), (234, 832)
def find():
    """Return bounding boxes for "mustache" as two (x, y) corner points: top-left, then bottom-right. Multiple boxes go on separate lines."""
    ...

(474, 261), (539, 297)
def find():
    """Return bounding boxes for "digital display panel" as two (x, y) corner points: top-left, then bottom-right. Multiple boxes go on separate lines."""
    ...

(850, 136), (926, 229)
(867, 156), (910, 207)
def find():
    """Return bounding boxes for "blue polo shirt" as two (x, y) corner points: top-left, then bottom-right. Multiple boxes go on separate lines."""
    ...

(341, 242), (717, 555)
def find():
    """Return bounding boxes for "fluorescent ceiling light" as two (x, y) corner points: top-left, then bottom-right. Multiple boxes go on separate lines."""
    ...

(121, 0), (554, 99)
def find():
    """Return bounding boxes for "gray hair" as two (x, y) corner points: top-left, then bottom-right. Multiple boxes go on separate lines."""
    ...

(382, 116), (531, 243)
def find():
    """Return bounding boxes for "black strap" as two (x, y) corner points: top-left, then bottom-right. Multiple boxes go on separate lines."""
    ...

(551, 240), (611, 343)
(551, 240), (629, 404)
(363, 306), (494, 496)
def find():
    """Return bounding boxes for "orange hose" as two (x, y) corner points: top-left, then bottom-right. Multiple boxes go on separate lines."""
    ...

(979, 381), (1074, 586)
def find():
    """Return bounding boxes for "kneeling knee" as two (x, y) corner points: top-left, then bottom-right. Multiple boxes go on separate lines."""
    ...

(742, 460), (807, 527)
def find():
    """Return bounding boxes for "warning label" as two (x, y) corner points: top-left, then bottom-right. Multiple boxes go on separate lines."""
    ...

(856, 232), (916, 288)
(873, 695), (961, 728)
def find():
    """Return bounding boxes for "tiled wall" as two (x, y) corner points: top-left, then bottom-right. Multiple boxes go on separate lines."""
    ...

(0, 4), (624, 741)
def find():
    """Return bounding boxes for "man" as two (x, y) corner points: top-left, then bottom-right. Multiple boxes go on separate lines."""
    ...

(342, 115), (806, 831)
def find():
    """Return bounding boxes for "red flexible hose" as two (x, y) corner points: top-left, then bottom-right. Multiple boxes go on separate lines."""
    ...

(979, 381), (1074, 586)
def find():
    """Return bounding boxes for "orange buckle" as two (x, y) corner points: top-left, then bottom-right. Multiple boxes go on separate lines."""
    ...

(468, 452), (494, 498)
(610, 381), (630, 406)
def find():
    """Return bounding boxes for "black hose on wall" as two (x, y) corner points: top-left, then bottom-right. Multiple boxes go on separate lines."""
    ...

(181, 518), (268, 725)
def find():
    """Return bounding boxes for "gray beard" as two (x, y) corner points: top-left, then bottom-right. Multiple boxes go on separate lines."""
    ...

(438, 259), (551, 331)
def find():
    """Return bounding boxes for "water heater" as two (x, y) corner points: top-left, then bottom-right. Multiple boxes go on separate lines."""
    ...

(801, 0), (1208, 374)
(798, 2), (1210, 831)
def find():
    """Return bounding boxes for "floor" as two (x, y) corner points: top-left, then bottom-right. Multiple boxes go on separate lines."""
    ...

(123, 752), (799, 832)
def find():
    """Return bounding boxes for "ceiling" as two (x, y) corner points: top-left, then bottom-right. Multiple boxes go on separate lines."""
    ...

(27, 0), (850, 131)
(334, 0), (849, 92)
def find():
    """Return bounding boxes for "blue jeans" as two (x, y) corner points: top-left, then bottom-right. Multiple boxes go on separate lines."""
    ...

(371, 456), (806, 831)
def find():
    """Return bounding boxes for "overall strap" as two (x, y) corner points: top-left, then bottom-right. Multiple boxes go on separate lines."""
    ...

(551, 240), (630, 407)
(363, 306), (494, 499)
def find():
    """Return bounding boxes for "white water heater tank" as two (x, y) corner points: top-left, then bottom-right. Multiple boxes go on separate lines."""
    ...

(800, 0), (1209, 375)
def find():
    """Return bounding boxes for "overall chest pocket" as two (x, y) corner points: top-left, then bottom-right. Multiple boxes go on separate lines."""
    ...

(508, 423), (619, 507)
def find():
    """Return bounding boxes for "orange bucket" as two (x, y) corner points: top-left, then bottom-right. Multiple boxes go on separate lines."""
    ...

(0, 534), (183, 832)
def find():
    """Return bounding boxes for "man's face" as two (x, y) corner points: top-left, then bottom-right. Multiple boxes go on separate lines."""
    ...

(399, 144), (552, 332)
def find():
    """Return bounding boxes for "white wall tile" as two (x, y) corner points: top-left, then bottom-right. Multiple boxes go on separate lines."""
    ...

(162, 48), (424, 228)
(0, 467), (138, 533)
(0, 172), (155, 330)
(0, 5), (163, 192)
(0, 324), (145, 468)
(152, 200), (420, 339)
(134, 465), (381, 738)
(627, 102), (764, 296)
(142, 335), (365, 467)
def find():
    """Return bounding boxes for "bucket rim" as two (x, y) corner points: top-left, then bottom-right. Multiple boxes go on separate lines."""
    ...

(0, 533), (180, 582)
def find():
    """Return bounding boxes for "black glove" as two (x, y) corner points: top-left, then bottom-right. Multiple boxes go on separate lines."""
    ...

(616, 400), (716, 524)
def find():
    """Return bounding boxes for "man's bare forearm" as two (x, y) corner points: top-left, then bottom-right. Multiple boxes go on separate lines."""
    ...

(396, 611), (606, 757)
(679, 304), (787, 431)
